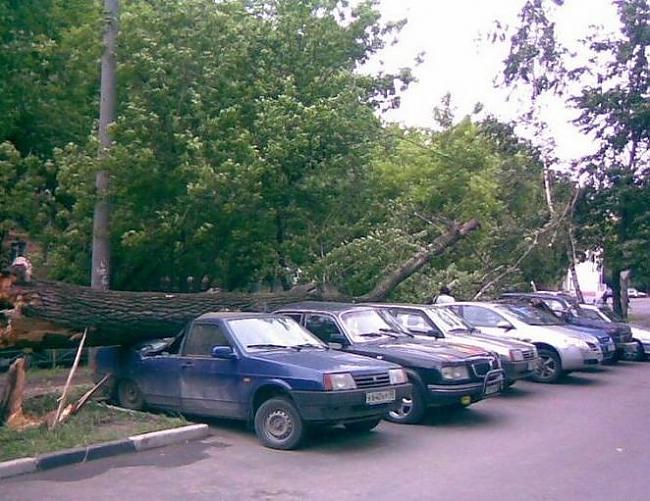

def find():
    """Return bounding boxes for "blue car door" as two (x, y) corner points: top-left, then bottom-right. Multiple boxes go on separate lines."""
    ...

(137, 355), (183, 410)
(179, 321), (244, 418)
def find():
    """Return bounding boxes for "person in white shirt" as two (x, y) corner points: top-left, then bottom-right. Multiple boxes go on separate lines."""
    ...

(434, 286), (455, 304)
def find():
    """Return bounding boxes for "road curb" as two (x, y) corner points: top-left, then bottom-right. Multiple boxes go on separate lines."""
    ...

(0, 423), (210, 481)
(130, 423), (210, 451)
(0, 457), (37, 480)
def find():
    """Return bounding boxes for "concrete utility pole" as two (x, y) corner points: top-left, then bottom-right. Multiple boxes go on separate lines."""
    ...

(92, 0), (119, 290)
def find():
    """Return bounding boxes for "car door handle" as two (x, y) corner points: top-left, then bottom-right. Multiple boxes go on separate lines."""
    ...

(181, 362), (194, 368)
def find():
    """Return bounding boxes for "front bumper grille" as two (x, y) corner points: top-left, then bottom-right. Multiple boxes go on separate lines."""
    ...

(522, 350), (536, 360)
(471, 357), (500, 377)
(352, 373), (390, 389)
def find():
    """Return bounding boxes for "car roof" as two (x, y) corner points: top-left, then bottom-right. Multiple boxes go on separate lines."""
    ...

(364, 302), (429, 309)
(277, 301), (374, 314)
(195, 312), (273, 322)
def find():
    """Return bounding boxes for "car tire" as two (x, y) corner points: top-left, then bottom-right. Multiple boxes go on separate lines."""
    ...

(117, 379), (145, 410)
(530, 349), (562, 383)
(385, 383), (426, 424)
(344, 418), (381, 433)
(254, 397), (305, 450)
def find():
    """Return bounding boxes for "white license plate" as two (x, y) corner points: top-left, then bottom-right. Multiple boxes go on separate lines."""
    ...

(485, 383), (500, 396)
(366, 389), (396, 405)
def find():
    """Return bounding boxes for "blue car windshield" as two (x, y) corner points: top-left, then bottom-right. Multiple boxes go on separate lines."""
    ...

(228, 317), (326, 351)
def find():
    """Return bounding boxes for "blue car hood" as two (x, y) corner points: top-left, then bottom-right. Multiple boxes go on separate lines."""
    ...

(250, 349), (397, 373)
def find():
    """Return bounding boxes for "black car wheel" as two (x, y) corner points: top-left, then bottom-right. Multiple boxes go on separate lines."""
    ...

(344, 418), (381, 433)
(385, 384), (426, 424)
(254, 397), (305, 450)
(530, 349), (562, 383)
(117, 379), (145, 410)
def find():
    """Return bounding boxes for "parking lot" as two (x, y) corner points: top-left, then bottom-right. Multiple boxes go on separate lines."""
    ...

(4, 352), (650, 500)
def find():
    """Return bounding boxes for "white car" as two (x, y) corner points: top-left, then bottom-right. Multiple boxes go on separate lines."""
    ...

(628, 288), (647, 298)
(442, 302), (603, 383)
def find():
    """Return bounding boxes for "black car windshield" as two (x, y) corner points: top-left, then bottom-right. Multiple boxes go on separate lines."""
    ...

(425, 307), (472, 332)
(228, 317), (326, 351)
(341, 309), (409, 343)
(496, 304), (563, 326)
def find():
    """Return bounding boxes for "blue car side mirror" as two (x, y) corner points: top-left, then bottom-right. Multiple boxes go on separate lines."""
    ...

(211, 345), (237, 359)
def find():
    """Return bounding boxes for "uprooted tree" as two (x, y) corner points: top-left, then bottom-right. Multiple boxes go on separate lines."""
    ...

(0, 218), (480, 351)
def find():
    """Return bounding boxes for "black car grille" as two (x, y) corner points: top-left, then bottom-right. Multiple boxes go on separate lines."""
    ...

(352, 373), (390, 389)
(522, 350), (536, 360)
(471, 357), (499, 377)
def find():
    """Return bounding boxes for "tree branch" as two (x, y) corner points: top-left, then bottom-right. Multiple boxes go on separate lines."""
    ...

(358, 219), (481, 302)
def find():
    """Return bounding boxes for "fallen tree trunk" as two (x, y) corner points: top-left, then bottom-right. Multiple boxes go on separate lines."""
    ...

(1, 218), (480, 350)
(0, 281), (337, 349)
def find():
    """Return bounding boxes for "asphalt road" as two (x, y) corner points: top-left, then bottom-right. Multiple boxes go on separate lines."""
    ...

(3, 357), (650, 500)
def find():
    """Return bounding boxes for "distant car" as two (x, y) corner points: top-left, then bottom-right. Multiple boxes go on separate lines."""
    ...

(367, 303), (539, 386)
(95, 312), (410, 450)
(628, 288), (647, 298)
(275, 302), (505, 425)
(501, 292), (638, 361)
(443, 302), (604, 383)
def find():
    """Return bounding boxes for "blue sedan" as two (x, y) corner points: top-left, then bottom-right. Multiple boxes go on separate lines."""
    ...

(95, 312), (410, 449)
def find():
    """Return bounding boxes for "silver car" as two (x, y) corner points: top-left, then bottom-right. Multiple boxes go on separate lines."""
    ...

(442, 302), (604, 383)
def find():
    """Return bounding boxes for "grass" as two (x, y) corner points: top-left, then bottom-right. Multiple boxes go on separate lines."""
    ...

(0, 387), (187, 462)
(25, 366), (92, 382)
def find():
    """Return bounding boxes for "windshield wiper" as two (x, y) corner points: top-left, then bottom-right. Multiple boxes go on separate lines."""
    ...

(246, 343), (297, 351)
(358, 331), (398, 339)
(380, 328), (411, 338)
(292, 343), (328, 350)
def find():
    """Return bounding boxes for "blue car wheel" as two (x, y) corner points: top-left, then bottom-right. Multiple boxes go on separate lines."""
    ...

(254, 397), (305, 450)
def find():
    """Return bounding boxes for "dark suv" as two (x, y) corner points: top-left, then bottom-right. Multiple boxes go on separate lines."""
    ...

(275, 302), (504, 424)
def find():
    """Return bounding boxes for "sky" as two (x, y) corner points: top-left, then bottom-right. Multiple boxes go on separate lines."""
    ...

(365, 0), (619, 164)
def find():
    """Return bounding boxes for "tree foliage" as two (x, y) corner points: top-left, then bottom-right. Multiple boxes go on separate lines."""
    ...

(1, 0), (578, 302)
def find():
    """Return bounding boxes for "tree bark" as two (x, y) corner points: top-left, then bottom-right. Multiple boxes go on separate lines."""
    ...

(0, 219), (480, 349)
(92, 0), (119, 290)
(567, 226), (584, 303)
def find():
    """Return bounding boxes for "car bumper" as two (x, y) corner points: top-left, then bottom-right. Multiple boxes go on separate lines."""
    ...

(426, 369), (505, 406)
(616, 341), (639, 358)
(561, 346), (603, 370)
(600, 342), (617, 362)
(502, 359), (537, 382)
(290, 383), (411, 423)
(640, 342), (650, 355)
